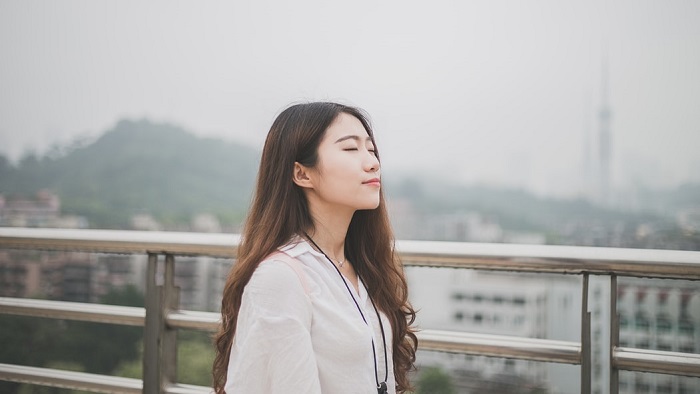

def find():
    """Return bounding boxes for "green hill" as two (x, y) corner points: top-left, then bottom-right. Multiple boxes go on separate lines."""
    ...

(0, 119), (259, 228)
(1, 119), (697, 249)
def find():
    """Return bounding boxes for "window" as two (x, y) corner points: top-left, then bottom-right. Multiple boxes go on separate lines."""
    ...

(617, 285), (626, 301)
(635, 381), (650, 393)
(619, 314), (629, 329)
(679, 318), (694, 335)
(513, 315), (525, 326)
(635, 312), (650, 331)
(656, 315), (672, 333)
(504, 359), (515, 370)
(636, 289), (647, 303)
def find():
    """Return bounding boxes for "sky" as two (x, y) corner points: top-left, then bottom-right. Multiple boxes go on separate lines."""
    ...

(1, 0), (699, 197)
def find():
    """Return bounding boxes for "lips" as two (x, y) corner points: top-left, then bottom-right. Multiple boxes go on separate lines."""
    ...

(363, 178), (381, 185)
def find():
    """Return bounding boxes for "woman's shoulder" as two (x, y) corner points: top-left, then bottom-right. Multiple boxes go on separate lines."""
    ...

(263, 252), (310, 289)
(239, 250), (315, 320)
(247, 244), (314, 296)
(250, 238), (324, 296)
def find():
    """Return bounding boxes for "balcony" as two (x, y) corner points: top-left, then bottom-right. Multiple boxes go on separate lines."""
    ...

(1, 227), (699, 394)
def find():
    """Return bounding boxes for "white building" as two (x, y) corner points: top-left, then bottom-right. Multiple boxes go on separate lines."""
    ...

(407, 267), (583, 393)
(615, 278), (700, 394)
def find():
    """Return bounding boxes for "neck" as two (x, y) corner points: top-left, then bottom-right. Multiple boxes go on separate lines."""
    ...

(306, 203), (354, 260)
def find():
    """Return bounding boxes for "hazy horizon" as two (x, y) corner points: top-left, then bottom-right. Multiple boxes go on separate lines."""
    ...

(2, 1), (699, 197)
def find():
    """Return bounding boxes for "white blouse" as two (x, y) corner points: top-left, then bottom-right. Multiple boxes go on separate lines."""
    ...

(225, 238), (396, 394)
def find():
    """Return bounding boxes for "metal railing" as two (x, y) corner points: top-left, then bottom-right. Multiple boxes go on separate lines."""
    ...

(1, 227), (699, 393)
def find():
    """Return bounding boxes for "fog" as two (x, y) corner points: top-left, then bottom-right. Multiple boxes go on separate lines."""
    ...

(1, 0), (699, 196)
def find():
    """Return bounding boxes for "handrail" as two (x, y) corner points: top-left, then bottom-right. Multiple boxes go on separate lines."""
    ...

(2, 227), (699, 278)
(0, 363), (143, 394)
(0, 363), (212, 394)
(0, 227), (239, 257)
(613, 347), (700, 378)
(0, 297), (581, 366)
(0, 297), (145, 326)
(1, 227), (700, 394)
(398, 240), (700, 279)
(417, 329), (581, 364)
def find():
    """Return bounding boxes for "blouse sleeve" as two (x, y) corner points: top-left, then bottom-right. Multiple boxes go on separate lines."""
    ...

(225, 260), (321, 394)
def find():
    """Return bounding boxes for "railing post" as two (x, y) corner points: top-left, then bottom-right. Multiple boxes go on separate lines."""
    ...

(610, 274), (619, 394)
(143, 253), (161, 393)
(142, 253), (180, 393)
(581, 273), (591, 394)
(162, 254), (179, 388)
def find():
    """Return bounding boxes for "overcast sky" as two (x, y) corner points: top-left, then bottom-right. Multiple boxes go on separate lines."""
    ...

(1, 0), (699, 197)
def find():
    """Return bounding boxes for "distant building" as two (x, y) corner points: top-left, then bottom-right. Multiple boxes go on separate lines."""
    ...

(407, 267), (583, 393)
(127, 254), (232, 312)
(0, 251), (42, 298)
(92, 254), (144, 302)
(677, 207), (700, 234)
(130, 214), (162, 231)
(616, 278), (700, 394)
(40, 252), (94, 302)
(0, 190), (87, 228)
(0, 190), (60, 227)
(390, 203), (505, 243)
(174, 257), (232, 312)
(1, 251), (95, 302)
(191, 213), (222, 233)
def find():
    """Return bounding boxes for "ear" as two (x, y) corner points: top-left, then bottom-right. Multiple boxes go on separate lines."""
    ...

(292, 162), (314, 189)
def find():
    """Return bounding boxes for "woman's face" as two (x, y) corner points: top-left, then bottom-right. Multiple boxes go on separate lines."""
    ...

(304, 112), (381, 213)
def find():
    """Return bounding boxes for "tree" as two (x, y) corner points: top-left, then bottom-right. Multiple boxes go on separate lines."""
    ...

(114, 330), (216, 387)
(416, 366), (456, 394)
(0, 285), (145, 394)
(52, 285), (144, 374)
(177, 332), (215, 386)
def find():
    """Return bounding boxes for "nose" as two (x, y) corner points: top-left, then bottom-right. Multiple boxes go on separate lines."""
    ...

(364, 150), (380, 173)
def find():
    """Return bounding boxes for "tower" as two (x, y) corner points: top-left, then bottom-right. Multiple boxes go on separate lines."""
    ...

(598, 55), (612, 205)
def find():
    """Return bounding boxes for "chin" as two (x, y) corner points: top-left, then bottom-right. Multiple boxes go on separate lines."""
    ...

(359, 200), (381, 210)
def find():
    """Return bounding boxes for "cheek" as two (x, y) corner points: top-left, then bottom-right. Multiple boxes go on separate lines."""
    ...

(320, 156), (353, 179)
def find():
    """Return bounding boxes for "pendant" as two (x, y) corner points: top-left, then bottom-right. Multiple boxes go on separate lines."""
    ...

(377, 382), (387, 394)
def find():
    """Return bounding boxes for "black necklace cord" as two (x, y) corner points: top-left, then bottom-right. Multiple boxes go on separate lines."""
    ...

(304, 233), (388, 392)
(370, 292), (389, 386)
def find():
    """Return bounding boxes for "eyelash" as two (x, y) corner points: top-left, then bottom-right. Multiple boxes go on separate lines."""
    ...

(343, 147), (377, 155)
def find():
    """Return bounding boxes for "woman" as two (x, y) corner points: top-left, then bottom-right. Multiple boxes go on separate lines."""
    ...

(213, 102), (418, 393)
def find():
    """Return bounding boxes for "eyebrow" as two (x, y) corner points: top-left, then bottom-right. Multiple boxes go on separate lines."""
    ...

(334, 135), (373, 144)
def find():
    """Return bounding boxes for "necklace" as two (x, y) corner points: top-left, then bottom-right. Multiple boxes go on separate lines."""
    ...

(334, 257), (345, 268)
(304, 233), (389, 394)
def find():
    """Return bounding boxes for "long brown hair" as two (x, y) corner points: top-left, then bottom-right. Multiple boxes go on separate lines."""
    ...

(212, 102), (417, 393)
